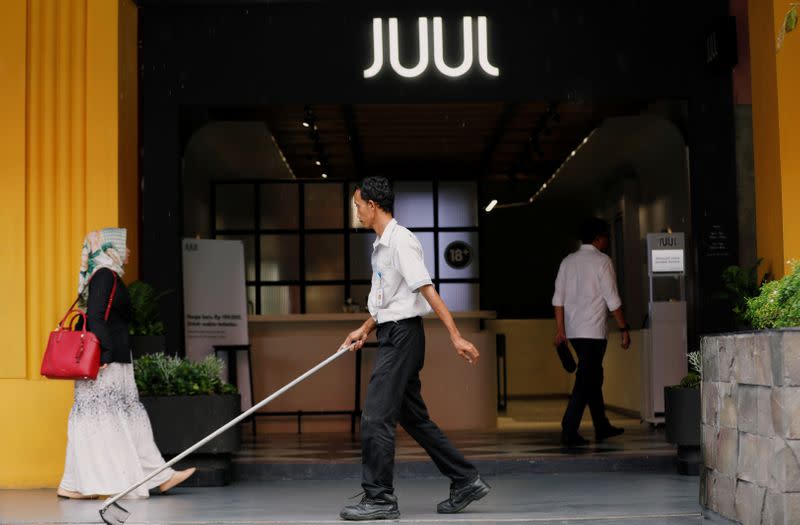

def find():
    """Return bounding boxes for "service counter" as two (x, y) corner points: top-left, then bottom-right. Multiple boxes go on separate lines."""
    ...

(247, 312), (498, 433)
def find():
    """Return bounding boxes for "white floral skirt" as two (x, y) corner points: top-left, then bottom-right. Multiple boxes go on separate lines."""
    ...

(59, 363), (174, 498)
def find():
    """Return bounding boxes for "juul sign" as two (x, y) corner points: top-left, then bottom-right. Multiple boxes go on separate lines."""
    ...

(363, 16), (500, 79)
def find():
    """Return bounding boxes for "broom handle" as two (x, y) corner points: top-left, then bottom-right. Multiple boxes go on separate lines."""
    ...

(100, 344), (353, 510)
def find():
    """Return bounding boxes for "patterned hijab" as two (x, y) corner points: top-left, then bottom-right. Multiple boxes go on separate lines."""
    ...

(77, 228), (127, 307)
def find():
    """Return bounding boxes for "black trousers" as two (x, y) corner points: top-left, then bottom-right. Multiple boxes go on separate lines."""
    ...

(561, 338), (612, 435)
(361, 317), (478, 498)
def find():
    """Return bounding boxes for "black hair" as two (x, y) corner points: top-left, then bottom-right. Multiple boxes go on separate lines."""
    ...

(580, 217), (609, 244)
(355, 176), (394, 215)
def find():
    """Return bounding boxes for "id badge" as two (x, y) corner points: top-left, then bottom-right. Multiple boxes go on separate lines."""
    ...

(376, 272), (384, 306)
(376, 287), (383, 307)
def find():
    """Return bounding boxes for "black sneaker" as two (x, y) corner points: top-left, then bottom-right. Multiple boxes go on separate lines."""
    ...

(561, 432), (590, 447)
(595, 425), (625, 443)
(340, 493), (400, 521)
(437, 476), (491, 514)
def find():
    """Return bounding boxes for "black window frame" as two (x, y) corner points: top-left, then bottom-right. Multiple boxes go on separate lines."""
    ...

(211, 179), (480, 315)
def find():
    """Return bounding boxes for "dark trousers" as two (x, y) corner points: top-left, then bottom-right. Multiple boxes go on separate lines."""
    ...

(361, 317), (478, 498)
(561, 338), (612, 435)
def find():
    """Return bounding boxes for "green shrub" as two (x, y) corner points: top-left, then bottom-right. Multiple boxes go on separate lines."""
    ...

(134, 353), (238, 396)
(716, 259), (769, 328)
(746, 261), (800, 329)
(128, 281), (170, 336)
(679, 371), (701, 389)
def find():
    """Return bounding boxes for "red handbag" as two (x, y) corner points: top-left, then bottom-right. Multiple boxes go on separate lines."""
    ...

(40, 273), (118, 380)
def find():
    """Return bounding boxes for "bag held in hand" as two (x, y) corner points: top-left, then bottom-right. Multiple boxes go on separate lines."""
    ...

(556, 342), (577, 373)
(40, 273), (117, 380)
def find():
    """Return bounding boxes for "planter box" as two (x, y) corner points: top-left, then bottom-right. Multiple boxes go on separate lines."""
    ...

(700, 329), (800, 525)
(664, 387), (701, 445)
(141, 394), (241, 454)
(664, 386), (701, 476)
(130, 335), (167, 359)
(140, 394), (241, 486)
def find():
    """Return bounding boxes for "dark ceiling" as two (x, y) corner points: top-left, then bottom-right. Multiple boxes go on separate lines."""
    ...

(261, 101), (647, 182)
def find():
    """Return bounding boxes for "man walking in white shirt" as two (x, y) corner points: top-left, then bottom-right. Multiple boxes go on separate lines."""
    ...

(339, 177), (490, 521)
(553, 218), (631, 447)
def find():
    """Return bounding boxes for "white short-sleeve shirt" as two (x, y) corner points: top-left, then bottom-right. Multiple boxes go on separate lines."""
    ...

(367, 219), (433, 324)
(552, 244), (623, 339)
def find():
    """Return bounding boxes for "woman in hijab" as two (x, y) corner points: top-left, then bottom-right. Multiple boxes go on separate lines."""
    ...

(58, 228), (195, 499)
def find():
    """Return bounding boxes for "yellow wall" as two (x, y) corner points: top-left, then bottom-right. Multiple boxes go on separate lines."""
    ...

(749, 0), (800, 278)
(0, 0), (137, 488)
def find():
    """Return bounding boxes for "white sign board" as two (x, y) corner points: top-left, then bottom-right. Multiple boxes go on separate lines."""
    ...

(182, 239), (252, 409)
(651, 249), (685, 273)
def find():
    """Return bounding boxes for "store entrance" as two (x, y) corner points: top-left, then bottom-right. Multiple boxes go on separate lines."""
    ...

(181, 101), (689, 448)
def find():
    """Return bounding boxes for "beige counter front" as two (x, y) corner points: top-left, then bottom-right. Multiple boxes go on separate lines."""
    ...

(247, 312), (498, 433)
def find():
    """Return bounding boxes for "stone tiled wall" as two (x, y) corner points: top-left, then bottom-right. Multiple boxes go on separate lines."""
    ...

(701, 330), (800, 525)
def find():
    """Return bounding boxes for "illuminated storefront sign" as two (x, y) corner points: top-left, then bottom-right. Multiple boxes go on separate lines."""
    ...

(364, 16), (500, 79)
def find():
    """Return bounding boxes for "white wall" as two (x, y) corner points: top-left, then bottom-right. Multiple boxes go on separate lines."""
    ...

(595, 115), (691, 330)
(486, 319), (642, 415)
(485, 319), (570, 397)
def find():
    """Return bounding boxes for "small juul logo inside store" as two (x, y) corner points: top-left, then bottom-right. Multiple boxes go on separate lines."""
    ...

(363, 16), (500, 79)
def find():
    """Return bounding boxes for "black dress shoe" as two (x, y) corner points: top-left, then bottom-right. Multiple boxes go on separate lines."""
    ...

(596, 425), (625, 443)
(340, 493), (400, 521)
(437, 476), (491, 514)
(561, 432), (590, 447)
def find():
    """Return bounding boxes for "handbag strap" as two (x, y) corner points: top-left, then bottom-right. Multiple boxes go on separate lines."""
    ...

(104, 272), (118, 321)
(59, 270), (119, 328)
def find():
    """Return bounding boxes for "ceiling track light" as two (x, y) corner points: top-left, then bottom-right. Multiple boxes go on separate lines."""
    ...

(302, 105), (315, 129)
(524, 129), (596, 205)
(491, 201), (530, 210)
(496, 125), (596, 212)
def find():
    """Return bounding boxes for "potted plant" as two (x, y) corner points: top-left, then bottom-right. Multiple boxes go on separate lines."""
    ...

(664, 351), (701, 475)
(135, 353), (241, 486)
(129, 281), (171, 358)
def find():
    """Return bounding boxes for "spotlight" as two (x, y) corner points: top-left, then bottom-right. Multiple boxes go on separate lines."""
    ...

(321, 173), (328, 179)
(315, 160), (322, 166)
(302, 106), (314, 128)
(485, 199), (498, 212)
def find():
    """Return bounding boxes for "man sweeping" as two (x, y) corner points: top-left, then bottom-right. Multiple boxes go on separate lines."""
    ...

(339, 176), (490, 521)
